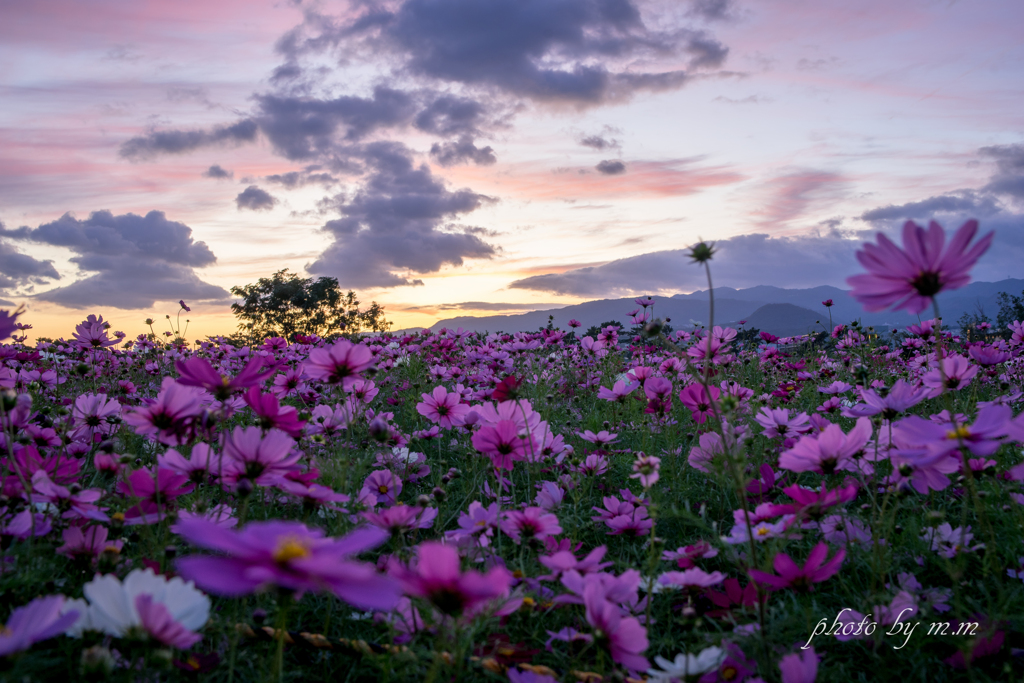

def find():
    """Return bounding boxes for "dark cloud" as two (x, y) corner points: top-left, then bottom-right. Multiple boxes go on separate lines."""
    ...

(0, 236), (60, 285)
(860, 190), (1002, 222)
(509, 232), (866, 296)
(306, 141), (497, 288)
(329, 0), (725, 104)
(414, 95), (488, 137)
(236, 186), (279, 211)
(687, 0), (736, 21)
(120, 119), (258, 160)
(263, 170), (338, 189)
(595, 159), (626, 175)
(580, 134), (620, 150)
(1, 211), (226, 309)
(202, 164), (233, 179)
(980, 144), (1024, 199)
(429, 136), (497, 167)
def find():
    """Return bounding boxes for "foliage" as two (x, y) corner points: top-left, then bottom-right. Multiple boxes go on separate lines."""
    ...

(230, 269), (391, 342)
(996, 289), (1024, 334)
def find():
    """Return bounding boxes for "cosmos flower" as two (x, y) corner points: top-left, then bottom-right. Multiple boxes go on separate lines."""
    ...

(65, 568), (209, 649)
(394, 541), (511, 616)
(175, 356), (270, 401)
(749, 543), (845, 592)
(416, 385), (470, 429)
(0, 595), (79, 657)
(175, 518), (400, 609)
(847, 219), (993, 314)
(303, 339), (375, 389)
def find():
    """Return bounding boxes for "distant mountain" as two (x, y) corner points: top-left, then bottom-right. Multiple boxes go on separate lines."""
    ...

(724, 303), (823, 337)
(426, 279), (1024, 335)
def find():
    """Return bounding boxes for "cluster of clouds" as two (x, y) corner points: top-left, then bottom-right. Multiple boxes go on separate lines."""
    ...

(101, 0), (735, 293)
(512, 144), (1024, 296)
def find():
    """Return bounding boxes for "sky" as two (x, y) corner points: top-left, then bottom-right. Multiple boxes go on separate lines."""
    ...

(1, 0), (1023, 341)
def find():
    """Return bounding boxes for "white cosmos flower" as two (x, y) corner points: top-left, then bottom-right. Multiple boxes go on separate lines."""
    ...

(66, 568), (209, 638)
(647, 646), (725, 680)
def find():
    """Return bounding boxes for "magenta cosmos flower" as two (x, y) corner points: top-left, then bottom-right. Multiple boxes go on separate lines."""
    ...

(303, 339), (375, 389)
(175, 518), (400, 609)
(749, 542), (845, 592)
(175, 356), (270, 401)
(220, 426), (300, 487)
(472, 420), (533, 470)
(0, 595), (79, 656)
(124, 377), (205, 446)
(847, 219), (993, 314)
(416, 385), (469, 429)
(582, 581), (649, 671)
(395, 541), (511, 616)
(500, 507), (563, 544)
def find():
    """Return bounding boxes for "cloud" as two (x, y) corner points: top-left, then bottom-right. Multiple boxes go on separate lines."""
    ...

(263, 169), (338, 189)
(202, 164), (233, 179)
(430, 135), (497, 167)
(119, 119), (258, 160)
(509, 231), (869, 296)
(0, 230), (61, 285)
(0, 210), (227, 309)
(306, 141), (497, 288)
(579, 134), (620, 150)
(255, 86), (418, 160)
(235, 186), (279, 211)
(980, 143), (1024, 199)
(331, 0), (727, 105)
(751, 170), (847, 226)
(687, 0), (736, 21)
(595, 159), (626, 175)
(414, 94), (489, 137)
(713, 94), (771, 104)
(860, 190), (1002, 222)
(430, 301), (559, 312)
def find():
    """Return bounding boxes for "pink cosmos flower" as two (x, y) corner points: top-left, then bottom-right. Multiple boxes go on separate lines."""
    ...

(847, 219), (993, 314)
(57, 525), (123, 563)
(597, 379), (639, 403)
(658, 568), (726, 589)
(444, 501), (500, 548)
(538, 545), (612, 581)
(70, 393), (122, 442)
(662, 541), (719, 569)
(303, 339), (375, 389)
(394, 541), (511, 616)
(778, 418), (872, 475)
(31, 471), (107, 522)
(688, 431), (726, 473)
(578, 429), (618, 446)
(841, 379), (928, 420)
(920, 354), (979, 395)
(175, 356), (270, 401)
(779, 647), (818, 683)
(362, 505), (437, 534)
(416, 386), (470, 429)
(124, 376), (205, 446)
(817, 381), (853, 395)
(220, 426), (300, 487)
(158, 443), (214, 484)
(629, 453), (661, 487)
(135, 594), (201, 649)
(892, 404), (1009, 459)
(0, 595), (79, 656)
(582, 581), (649, 671)
(678, 384), (720, 423)
(175, 518), (399, 608)
(244, 388), (305, 438)
(472, 420), (533, 470)
(363, 470), (403, 506)
(500, 507), (562, 544)
(766, 481), (858, 519)
(749, 542), (845, 592)
(755, 407), (811, 440)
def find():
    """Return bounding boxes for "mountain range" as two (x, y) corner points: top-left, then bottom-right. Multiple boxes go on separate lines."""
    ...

(420, 279), (1024, 337)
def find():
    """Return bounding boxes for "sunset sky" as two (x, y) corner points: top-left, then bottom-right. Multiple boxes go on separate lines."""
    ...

(2, 0), (1023, 341)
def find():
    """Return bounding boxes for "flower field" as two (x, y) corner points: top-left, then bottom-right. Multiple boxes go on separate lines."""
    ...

(1, 220), (1023, 682)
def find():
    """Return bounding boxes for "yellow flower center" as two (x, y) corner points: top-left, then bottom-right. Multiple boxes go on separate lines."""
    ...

(756, 526), (770, 536)
(378, 484), (389, 494)
(273, 536), (311, 563)
(946, 425), (971, 440)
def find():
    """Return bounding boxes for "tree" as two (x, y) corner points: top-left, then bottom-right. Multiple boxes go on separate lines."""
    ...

(230, 269), (391, 343)
(996, 289), (1024, 334)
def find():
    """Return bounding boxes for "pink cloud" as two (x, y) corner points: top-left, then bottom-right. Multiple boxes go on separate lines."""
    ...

(449, 159), (745, 201)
